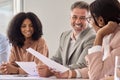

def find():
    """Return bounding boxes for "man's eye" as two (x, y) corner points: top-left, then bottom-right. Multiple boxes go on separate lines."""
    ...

(79, 17), (86, 20)
(72, 16), (77, 19)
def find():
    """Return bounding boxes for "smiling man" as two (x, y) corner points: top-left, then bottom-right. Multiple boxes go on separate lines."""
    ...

(37, 1), (96, 78)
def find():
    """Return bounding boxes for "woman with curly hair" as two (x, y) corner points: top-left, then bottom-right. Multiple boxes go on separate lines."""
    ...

(0, 12), (48, 74)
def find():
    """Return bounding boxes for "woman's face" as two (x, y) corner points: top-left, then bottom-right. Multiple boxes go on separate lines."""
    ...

(21, 18), (34, 39)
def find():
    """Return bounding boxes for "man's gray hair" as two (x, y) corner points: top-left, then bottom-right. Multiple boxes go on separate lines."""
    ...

(71, 1), (89, 11)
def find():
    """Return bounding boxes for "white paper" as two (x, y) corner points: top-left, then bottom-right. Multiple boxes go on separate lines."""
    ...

(16, 62), (38, 76)
(26, 48), (69, 73)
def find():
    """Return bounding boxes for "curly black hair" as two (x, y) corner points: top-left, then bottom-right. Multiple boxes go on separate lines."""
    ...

(7, 12), (43, 48)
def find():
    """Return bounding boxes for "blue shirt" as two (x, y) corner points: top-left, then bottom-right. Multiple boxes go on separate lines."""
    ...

(0, 34), (10, 64)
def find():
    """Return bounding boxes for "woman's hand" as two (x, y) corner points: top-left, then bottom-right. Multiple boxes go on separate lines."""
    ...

(0, 62), (8, 74)
(97, 21), (118, 37)
(0, 62), (18, 74)
(94, 21), (118, 46)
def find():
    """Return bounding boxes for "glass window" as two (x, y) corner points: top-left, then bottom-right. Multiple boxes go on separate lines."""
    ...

(0, 0), (23, 35)
(0, 0), (13, 35)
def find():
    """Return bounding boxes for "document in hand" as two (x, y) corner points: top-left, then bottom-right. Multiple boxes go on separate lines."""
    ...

(26, 48), (69, 73)
(16, 61), (38, 76)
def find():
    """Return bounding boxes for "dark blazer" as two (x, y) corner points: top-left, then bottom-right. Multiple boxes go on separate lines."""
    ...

(51, 26), (96, 69)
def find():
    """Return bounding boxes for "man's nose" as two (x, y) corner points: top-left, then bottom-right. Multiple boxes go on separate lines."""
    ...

(75, 18), (82, 23)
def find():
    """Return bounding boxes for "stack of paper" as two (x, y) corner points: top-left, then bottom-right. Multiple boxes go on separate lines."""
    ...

(16, 62), (38, 76)
(26, 48), (69, 73)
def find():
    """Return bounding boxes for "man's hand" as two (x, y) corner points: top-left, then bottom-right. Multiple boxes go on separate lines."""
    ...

(36, 64), (53, 77)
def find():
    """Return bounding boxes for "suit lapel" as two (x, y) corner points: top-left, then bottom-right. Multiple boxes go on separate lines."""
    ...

(67, 35), (82, 60)
(63, 32), (71, 64)
(67, 27), (90, 62)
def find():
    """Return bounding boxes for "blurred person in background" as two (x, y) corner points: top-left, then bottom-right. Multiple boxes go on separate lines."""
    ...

(0, 33), (10, 64)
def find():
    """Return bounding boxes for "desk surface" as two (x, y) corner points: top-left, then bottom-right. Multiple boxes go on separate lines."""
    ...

(0, 75), (88, 80)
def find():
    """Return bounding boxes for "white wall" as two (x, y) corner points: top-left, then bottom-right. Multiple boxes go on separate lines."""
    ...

(23, 0), (94, 58)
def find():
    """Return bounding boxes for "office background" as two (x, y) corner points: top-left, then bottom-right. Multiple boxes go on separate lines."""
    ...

(1, 0), (119, 57)
(23, 0), (94, 57)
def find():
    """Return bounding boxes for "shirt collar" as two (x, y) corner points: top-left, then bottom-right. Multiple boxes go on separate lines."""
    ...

(70, 32), (81, 41)
(70, 25), (89, 41)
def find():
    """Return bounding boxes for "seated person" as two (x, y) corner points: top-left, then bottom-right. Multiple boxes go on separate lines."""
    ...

(85, 0), (120, 80)
(0, 12), (49, 74)
(48, 0), (120, 79)
(37, 1), (95, 78)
